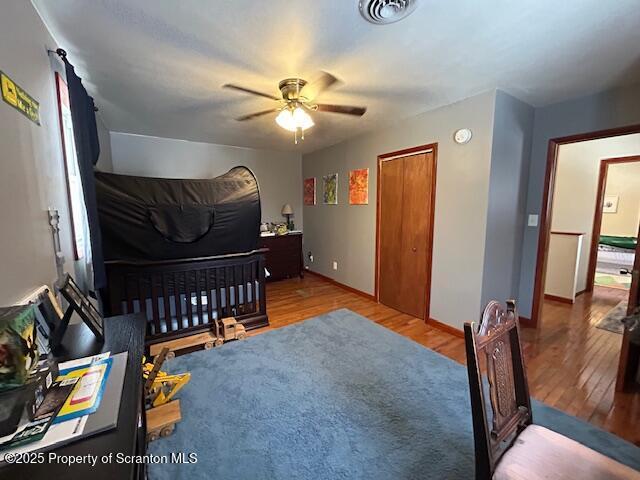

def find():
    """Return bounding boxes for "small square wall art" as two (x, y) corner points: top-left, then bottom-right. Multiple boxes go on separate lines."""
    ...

(303, 177), (316, 206)
(323, 173), (338, 205)
(603, 195), (618, 213)
(349, 168), (369, 205)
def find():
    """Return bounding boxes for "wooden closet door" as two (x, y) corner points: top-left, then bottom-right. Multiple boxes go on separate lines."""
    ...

(398, 152), (433, 318)
(379, 158), (405, 309)
(378, 151), (434, 319)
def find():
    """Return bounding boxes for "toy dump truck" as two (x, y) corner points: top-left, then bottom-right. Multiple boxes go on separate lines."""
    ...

(143, 348), (190, 442)
(220, 317), (247, 341)
(147, 399), (182, 442)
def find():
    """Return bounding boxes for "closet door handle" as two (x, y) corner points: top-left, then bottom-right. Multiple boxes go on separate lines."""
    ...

(411, 247), (417, 252)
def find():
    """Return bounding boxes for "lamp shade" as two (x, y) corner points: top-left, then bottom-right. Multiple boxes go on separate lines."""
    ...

(281, 204), (294, 215)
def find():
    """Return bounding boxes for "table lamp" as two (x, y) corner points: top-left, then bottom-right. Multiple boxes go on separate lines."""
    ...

(281, 204), (294, 230)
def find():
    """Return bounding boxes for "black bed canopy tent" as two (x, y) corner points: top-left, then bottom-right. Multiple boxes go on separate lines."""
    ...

(95, 166), (262, 261)
(97, 166), (270, 345)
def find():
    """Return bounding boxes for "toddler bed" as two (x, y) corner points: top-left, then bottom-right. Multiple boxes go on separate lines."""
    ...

(96, 166), (269, 347)
(104, 251), (268, 345)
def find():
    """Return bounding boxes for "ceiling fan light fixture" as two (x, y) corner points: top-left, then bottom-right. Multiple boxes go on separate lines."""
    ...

(275, 105), (314, 132)
(293, 106), (314, 130)
(275, 108), (294, 131)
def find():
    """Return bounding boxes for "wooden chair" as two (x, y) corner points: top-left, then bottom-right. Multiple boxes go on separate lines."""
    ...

(464, 300), (640, 480)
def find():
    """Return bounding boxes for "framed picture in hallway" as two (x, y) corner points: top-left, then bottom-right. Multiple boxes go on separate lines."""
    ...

(323, 173), (338, 205)
(603, 195), (618, 213)
(303, 177), (316, 205)
(349, 168), (369, 205)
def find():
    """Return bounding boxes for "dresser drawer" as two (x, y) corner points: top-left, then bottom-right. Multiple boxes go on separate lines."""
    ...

(259, 234), (301, 249)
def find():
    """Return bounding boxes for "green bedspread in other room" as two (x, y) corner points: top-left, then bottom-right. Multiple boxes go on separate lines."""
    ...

(599, 235), (637, 250)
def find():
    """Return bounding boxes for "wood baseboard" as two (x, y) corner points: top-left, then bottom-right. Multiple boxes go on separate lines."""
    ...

(544, 293), (574, 304)
(518, 316), (534, 328)
(306, 270), (377, 301)
(307, 270), (463, 339)
(426, 317), (464, 338)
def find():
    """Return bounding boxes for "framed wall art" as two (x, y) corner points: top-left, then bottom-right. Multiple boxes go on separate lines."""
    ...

(603, 195), (618, 213)
(349, 168), (369, 205)
(303, 177), (316, 206)
(323, 173), (338, 205)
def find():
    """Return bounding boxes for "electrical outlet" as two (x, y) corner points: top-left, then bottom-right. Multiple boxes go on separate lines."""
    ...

(308, 251), (314, 263)
(332, 261), (338, 270)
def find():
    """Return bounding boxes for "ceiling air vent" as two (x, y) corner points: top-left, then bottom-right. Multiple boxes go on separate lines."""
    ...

(359, 0), (418, 25)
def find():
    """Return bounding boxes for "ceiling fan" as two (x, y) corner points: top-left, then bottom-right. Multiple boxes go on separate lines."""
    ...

(223, 72), (367, 144)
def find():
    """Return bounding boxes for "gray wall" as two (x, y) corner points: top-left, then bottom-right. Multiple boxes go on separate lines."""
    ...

(517, 84), (640, 317)
(481, 91), (534, 307)
(109, 132), (303, 229)
(0, 2), (77, 304)
(302, 91), (497, 328)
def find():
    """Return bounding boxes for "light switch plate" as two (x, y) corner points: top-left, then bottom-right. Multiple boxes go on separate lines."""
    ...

(528, 214), (539, 227)
(332, 261), (338, 270)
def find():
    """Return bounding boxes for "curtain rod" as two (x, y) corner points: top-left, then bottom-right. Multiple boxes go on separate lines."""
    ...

(48, 48), (99, 112)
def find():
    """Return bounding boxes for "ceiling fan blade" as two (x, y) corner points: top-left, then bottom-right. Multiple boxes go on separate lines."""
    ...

(315, 104), (367, 116)
(301, 71), (340, 100)
(235, 108), (280, 121)
(223, 84), (280, 101)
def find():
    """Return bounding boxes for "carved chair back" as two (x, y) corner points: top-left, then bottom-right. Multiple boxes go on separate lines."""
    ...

(464, 300), (532, 480)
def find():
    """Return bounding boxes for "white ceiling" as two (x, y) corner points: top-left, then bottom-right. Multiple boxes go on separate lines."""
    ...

(33, 0), (640, 153)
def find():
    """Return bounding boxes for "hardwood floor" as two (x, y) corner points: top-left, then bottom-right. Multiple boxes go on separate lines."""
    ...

(521, 286), (639, 446)
(256, 275), (639, 446)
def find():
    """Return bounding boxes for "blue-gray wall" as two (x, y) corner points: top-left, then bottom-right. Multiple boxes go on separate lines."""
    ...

(481, 91), (534, 308)
(517, 84), (640, 317)
(302, 91), (497, 329)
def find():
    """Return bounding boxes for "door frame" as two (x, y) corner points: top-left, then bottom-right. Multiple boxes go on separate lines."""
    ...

(586, 155), (640, 290)
(375, 142), (438, 321)
(530, 123), (640, 328)
(616, 220), (640, 391)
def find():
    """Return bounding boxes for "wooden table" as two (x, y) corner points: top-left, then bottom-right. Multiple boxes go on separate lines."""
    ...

(1, 313), (146, 479)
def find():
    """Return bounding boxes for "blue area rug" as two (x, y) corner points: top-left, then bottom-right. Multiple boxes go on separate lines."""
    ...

(148, 309), (640, 479)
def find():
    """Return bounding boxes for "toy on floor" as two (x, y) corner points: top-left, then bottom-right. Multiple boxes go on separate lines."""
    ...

(143, 348), (191, 442)
(220, 317), (247, 341)
(146, 399), (182, 443)
(149, 317), (246, 359)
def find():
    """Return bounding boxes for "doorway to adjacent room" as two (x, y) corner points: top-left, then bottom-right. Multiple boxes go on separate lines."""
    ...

(533, 129), (640, 393)
(588, 157), (640, 293)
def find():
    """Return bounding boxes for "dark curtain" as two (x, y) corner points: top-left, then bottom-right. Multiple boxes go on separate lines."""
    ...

(63, 58), (106, 289)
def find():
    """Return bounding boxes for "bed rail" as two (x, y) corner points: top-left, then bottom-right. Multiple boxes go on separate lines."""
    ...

(104, 250), (268, 345)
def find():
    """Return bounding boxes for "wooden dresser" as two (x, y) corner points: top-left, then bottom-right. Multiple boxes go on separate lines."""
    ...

(258, 232), (304, 281)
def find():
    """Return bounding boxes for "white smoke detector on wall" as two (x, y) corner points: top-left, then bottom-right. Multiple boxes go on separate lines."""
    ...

(454, 128), (473, 144)
(359, 0), (419, 25)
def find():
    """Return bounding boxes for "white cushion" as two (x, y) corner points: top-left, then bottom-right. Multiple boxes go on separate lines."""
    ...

(494, 425), (640, 480)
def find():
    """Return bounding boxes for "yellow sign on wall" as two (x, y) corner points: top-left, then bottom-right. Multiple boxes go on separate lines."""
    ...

(1, 70), (40, 125)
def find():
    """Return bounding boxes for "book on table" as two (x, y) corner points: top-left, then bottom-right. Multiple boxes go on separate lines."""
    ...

(0, 351), (127, 459)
